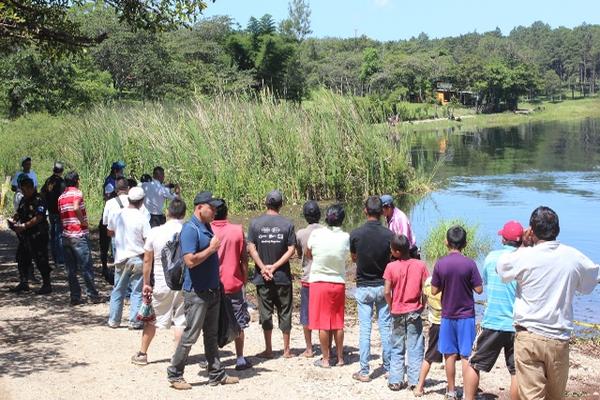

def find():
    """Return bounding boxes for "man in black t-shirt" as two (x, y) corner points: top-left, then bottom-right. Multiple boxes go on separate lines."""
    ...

(8, 178), (52, 294)
(248, 190), (296, 359)
(41, 161), (66, 266)
(349, 196), (394, 382)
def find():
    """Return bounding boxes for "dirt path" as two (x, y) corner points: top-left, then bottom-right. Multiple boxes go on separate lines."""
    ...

(0, 223), (599, 400)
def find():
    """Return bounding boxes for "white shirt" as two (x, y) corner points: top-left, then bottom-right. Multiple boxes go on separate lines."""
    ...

(11, 171), (38, 188)
(110, 207), (151, 263)
(144, 219), (184, 292)
(103, 194), (150, 226)
(307, 226), (350, 284)
(142, 179), (176, 215)
(497, 240), (599, 340)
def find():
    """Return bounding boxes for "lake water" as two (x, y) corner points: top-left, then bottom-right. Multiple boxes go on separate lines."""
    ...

(408, 118), (600, 333)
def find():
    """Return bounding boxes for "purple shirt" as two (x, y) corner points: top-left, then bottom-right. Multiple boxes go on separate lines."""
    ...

(431, 252), (482, 319)
(386, 207), (416, 247)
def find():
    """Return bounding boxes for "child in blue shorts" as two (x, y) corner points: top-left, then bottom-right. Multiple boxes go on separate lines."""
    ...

(431, 226), (483, 399)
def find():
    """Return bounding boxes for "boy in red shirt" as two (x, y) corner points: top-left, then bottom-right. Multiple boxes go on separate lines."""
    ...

(384, 234), (429, 391)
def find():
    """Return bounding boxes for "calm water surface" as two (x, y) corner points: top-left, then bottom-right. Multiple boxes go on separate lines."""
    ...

(409, 118), (600, 331)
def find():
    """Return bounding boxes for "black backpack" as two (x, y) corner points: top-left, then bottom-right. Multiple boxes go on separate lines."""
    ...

(161, 232), (185, 290)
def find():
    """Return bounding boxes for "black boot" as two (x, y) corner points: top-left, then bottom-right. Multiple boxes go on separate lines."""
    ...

(36, 284), (52, 295)
(9, 282), (30, 293)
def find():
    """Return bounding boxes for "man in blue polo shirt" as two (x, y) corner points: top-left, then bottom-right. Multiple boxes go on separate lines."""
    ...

(167, 191), (239, 390)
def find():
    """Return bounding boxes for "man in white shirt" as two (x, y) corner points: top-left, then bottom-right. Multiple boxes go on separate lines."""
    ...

(142, 166), (179, 227)
(107, 186), (151, 329)
(497, 206), (599, 400)
(132, 198), (187, 365)
(11, 156), (38, 212)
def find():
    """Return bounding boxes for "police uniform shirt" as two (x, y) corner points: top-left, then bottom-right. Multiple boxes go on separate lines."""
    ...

(17, 193), (49, 236)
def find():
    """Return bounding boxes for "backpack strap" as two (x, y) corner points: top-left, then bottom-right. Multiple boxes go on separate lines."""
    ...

(115, 196), (124, 209)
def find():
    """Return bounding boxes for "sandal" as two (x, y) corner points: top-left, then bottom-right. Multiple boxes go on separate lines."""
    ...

(313, 358), (331, 368)
(388, 383), (403, 391)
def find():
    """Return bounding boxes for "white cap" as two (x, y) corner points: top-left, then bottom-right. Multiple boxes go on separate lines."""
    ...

(128, 186), (145, 201)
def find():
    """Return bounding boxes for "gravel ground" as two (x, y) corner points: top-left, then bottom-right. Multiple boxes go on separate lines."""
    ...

(1, 225), (599, 400)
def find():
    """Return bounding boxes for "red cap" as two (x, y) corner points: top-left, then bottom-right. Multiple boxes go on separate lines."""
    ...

(498, 220), (524, 241)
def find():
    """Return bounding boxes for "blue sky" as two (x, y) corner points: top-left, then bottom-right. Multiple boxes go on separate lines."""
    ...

(202, 0), (600, 41)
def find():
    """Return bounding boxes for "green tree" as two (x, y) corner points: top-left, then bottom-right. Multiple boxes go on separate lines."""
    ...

(280, 0), (312, 42)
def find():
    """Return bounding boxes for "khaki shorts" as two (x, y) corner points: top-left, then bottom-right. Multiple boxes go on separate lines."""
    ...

(151, 288), (186, 329)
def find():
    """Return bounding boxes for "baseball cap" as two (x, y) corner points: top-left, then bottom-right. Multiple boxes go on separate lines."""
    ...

(302, 200), (321, 219)
(193, 191), (221, 206)
(266, 190), (283, 207)
(128, 186), (145, 201)
(498, 220), (524, 241)
(380, 194), (394, 207)
(111, 161), (126, 170)
(53, 161), (64, 173)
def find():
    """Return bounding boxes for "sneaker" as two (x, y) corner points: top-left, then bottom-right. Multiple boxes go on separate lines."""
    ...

(128, 323), (143, 330)
(35, 285), (52, 295)
(107, 321), (120, 328)
(235, 358), (253, 371)
(209, 375), (239, 386)
(446, 391), (459, 399)
(388, 383), (406, 391)
(131, 352), (148, 366)
(352, 372), (371, 383)
(170, 378), (192, 390)
(9, 283), (30, 293)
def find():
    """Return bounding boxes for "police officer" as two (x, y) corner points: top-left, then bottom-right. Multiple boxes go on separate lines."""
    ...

(41, 161), (66, 267)
(8, 177), (52, 294)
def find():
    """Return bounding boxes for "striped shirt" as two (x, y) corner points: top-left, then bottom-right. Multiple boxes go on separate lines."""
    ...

(481, 245), (517, 332)
(58, 187), (89, 238)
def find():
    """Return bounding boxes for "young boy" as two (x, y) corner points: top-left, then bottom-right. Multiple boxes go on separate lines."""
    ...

(413, 276), (443, 396)
(383, 234), (429, 391)
(431, 226), (483, 400)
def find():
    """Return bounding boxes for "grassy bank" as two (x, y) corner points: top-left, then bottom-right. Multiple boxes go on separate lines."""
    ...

(397, 96), (600, 133)
(0, 92), (428, 220)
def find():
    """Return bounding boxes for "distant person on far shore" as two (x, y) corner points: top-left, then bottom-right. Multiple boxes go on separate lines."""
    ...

(431, 226), (483, 400)
(211, 199), (253, 371)
(41, 161), (66, 267)
(295, 200), (325, 358)
(248, 190), (296, 359)
(497, 206), (599, 400)
(306, 204), (349, 368)
(142, 166), (179, 228)
(58, 171), (101, 306)
(464, 220), (524, 400)
(131, 198), (187, 365)
(384, 234), (429, 391)
(350, 196), (394, 382)
(380, 194), (419, 259)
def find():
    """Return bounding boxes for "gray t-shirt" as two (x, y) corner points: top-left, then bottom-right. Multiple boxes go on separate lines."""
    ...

(296, 223), (325, 282)
(248, 214), (296, 286)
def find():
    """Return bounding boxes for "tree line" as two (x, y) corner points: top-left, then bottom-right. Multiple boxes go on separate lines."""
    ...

(1, 0), (599, 118)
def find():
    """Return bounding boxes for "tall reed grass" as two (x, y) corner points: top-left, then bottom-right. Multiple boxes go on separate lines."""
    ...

(1, 91), (430, 219)
(421, 219), (492, 265)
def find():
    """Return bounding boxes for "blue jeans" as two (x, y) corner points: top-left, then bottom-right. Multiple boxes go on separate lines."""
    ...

(63, 235), (98, 301)
(355, 285), (392, 375)
(49, 213), (64, 265)
(108, 256), (143, 327)
(389, 312), (425, 385)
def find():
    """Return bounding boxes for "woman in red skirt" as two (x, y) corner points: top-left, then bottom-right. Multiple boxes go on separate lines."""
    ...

(306, 204), (350, 368)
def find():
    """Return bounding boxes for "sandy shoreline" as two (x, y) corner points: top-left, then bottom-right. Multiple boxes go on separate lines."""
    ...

(1, 226), (599, 400)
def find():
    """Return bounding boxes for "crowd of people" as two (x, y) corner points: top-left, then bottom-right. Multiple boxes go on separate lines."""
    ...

(6, 156), (600, 399)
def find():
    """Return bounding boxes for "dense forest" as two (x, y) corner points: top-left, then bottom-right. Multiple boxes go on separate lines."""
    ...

(1, 0), (599, 118)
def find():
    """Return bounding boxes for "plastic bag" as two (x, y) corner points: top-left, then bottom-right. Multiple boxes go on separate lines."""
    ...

(136, 296), (156, 323)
